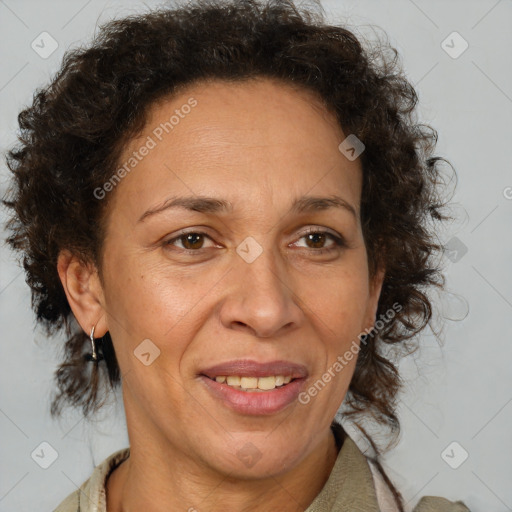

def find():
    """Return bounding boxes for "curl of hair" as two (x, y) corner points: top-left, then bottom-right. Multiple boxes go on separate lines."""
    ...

(3, 2), (454, 506)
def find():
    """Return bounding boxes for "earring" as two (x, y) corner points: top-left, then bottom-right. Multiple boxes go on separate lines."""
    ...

(85, 325), (104, 362)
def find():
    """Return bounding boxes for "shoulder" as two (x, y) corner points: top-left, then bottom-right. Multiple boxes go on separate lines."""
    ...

(53, 490), (78, 512)
(53, 447), (130, 512)
(412, 496), (472, 512)
(367, 458), (471, 512)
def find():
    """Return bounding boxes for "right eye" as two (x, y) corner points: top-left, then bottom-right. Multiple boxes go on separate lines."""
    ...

(164, 231), (216, 252)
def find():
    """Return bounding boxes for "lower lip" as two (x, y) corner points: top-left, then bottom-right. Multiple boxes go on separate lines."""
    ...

(198, 376), (306, 416)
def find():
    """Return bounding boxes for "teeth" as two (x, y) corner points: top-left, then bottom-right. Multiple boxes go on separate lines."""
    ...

(241, 376), (259, 389)
(214, 375), (293, 390)
(226, 375), (241, 386)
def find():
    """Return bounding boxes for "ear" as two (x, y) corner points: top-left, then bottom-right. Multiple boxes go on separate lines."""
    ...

(57, 249), (108, 338)
(363, 265), (386, 332)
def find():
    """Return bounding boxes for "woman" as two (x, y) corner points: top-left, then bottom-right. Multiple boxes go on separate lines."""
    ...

(3, 0), (471, 510)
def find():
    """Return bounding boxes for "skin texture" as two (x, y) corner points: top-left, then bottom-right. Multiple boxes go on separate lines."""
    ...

(57, 78), (385, 512)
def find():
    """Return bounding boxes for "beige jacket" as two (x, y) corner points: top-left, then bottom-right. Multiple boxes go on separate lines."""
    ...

(54, 424), (471, 512)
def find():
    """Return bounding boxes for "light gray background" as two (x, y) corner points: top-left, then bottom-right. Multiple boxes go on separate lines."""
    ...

(0, 1), (511, 511)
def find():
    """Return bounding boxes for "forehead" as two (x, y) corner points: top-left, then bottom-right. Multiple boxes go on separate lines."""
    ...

(143, 78), (343, 153)
(112, 78), (362, 217)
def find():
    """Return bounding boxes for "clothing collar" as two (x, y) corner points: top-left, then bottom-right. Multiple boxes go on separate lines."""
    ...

(304, 421), (380, 511)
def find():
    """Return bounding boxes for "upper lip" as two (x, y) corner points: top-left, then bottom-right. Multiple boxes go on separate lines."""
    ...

(200, 359), (308, 379)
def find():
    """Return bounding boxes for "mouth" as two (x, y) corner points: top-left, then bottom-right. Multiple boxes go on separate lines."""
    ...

(198, 373), (307, 416)
(199, 359), (308, 381)
(201, 374), (301, 392)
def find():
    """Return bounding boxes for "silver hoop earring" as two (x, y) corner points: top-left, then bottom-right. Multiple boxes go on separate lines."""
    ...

(85, 325), (104, 363)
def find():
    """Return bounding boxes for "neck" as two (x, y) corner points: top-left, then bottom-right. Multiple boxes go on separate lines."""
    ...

(106, 424), (341, 512)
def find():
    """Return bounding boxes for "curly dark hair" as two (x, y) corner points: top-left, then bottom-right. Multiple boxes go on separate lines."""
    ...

(3, 0), (454, 505)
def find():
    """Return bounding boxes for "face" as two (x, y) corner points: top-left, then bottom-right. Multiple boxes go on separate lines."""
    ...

(87, 78), (383, 478)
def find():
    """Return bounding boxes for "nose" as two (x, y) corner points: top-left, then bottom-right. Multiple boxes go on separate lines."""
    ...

(219, 244), (304, 338)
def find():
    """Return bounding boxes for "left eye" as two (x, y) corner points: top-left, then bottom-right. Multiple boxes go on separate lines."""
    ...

(292, 229), (344, 251)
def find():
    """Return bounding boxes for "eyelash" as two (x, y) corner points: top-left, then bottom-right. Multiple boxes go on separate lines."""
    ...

(164, 227), (346, 255)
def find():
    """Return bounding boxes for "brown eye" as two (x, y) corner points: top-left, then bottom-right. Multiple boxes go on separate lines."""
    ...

(180, 233), (205, 250)
(292, 228), (346, 254)
(304, 232), (328, 249)
(166, 231), (213, 251)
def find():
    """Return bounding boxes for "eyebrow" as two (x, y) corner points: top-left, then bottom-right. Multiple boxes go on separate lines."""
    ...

(138, 194), (357, 223)
(291, 195), (357, 218)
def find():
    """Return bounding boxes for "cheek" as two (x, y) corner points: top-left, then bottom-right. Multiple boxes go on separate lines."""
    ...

(102, 252), (225, 369)
(296, 261), (370, 397)
(298, 264), (370, 330)
(104, 252), (202, 328)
